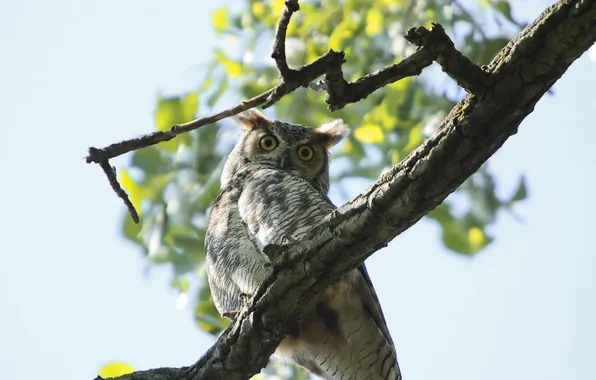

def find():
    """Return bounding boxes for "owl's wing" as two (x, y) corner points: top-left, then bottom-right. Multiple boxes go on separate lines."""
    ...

(356, 263), (396, 351)
(206, 186), (271, 318)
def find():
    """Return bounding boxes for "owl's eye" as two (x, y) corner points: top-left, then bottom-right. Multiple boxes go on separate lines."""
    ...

(259, 135), (278, 151)
(297, 145), (315, 162)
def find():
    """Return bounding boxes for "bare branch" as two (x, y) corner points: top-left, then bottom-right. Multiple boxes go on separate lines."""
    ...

(95, 156), (140, 224)
(270, 0), (300, 78)
(324, 23), (489, 110)
(405, 23), (489, 94)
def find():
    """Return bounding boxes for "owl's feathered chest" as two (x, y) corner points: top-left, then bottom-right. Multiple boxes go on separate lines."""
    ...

(205, 166), (335, 315)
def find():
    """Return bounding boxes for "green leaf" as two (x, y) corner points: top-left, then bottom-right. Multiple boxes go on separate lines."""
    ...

(181, 92), (199, 121)
(476, 37), (510, 64)
(122, 212), (142, 243)
(130, 146), (172, 174)
(153, 92), (198, 151)
(328, 18), (357, 51)
(428, 204), (493, 255)
(509, 175), (528, 203)
(206, 76), (229, 108)
(172, 277), (189, 292)
(403, 123), (424, 154)
(493, 0), (516, 24)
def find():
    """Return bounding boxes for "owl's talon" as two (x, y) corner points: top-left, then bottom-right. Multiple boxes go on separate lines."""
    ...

(222, 311), (239, 319)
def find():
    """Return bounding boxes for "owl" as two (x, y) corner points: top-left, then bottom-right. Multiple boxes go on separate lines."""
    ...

(205, 109), (401, 380)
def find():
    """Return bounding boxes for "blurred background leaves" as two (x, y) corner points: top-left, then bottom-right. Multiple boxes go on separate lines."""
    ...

(117, 0), (525, 378)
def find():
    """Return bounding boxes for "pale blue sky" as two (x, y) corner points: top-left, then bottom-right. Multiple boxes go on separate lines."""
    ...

(1, 1), (594, 380)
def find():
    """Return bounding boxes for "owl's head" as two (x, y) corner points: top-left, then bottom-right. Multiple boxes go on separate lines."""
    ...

(221, 109), (349, 194)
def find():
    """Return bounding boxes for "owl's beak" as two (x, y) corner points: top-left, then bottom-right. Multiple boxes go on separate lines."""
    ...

(279, 153), (291, 169)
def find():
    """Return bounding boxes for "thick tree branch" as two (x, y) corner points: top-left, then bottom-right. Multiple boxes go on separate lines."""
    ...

(95, 0), (595, 379)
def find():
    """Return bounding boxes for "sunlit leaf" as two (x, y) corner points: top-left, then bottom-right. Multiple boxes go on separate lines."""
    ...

(354, 123), (384, 144)
(214, 49), (243, 77)
(252, 2), (266, 19)
(98, 362), (134, 379)
(328, 18), (356, 51)
(365, 8), (383, 36)
(119, 169), (146, 216)
(390, 149), (400, 165)
(403, 123), (424, 153)
(212, 7), (228, 32)
(154, 101), (181, 151)
(182, 92), (199, 121)
(468, 227), (487, 252)
(428, 204), (493, 255)
(272, 0), (285, 16)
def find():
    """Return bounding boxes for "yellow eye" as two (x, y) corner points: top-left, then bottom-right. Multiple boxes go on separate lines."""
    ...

(259, 135), (278, 151)
(297, 145), (315, 162)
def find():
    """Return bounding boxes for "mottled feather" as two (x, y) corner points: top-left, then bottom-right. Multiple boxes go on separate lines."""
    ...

(205, 111), (400, 380)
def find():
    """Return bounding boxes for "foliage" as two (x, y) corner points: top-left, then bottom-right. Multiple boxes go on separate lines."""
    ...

(98, 362), (135, 378)
(118, 0), (526, 378)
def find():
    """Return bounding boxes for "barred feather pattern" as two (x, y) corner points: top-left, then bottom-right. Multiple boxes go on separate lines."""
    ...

(206, 167), (401, 380)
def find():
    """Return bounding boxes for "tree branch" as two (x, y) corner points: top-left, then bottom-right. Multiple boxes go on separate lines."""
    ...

(270, 0), (300, 78)
(94, 154), (140, 223)
(323, 23), (490, 110)
(95, 0), (596, 379)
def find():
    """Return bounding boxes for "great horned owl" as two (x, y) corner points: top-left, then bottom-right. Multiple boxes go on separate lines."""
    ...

(205, 110), (401, 380)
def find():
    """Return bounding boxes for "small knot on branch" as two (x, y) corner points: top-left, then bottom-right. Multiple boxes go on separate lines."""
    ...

(86, 146), (107, 164)
(285, 0), (300, 12)
(404, 23), (449, 47)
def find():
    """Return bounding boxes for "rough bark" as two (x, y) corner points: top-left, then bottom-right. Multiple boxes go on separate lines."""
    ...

(96, 0), (596, 379)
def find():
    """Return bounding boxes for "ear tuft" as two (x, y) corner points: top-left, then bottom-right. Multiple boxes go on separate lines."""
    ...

(316, 119), (350, 147)
(234, 109), (272, 130)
